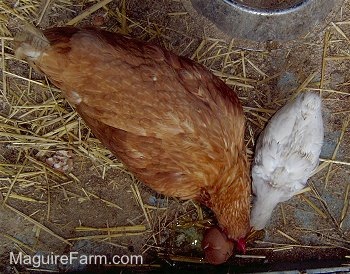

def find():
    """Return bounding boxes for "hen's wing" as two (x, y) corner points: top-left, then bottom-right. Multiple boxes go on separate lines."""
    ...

(32, 27), (245, 199)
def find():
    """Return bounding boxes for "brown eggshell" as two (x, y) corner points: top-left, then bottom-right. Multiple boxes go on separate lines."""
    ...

(202, 226), (234, 265)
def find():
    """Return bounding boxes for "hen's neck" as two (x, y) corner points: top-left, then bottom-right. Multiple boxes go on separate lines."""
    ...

(201, 158), (251, 240)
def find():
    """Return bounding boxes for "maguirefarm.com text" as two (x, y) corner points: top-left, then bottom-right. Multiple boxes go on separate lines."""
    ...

(10, 252), (143, 268)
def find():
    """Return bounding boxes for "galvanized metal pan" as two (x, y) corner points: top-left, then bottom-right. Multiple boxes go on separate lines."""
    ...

(189, 0), (344, 41)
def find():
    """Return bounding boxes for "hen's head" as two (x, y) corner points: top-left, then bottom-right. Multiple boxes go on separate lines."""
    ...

(200, 181), (250, 265)
(202, 226), (234, 264)
(202, 226), (247, 265)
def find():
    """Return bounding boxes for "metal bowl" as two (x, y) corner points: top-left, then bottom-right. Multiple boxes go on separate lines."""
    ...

(229, 0), (305, 12)
(189, 0), (344, 41)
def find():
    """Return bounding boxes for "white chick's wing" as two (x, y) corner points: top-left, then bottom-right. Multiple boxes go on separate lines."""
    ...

(255, 92), (323, 191)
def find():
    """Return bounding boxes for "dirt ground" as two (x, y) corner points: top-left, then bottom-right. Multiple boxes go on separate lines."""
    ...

(0, 0), (350, 273)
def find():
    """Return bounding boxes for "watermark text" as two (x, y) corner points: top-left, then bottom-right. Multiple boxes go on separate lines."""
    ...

(10, 252), (143, 268)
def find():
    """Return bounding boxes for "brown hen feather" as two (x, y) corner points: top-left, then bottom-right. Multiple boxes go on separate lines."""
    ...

(14, 26), (251, 240)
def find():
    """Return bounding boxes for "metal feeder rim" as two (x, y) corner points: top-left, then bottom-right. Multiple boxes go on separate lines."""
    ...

(224, 0), (308, 15)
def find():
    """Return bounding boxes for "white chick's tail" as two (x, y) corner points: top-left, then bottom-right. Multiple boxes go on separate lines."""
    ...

(299, 91), (322, 111)
(14, 22), (49, 71)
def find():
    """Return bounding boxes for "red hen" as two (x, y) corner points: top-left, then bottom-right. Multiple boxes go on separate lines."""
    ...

(14, 26), (251, 257)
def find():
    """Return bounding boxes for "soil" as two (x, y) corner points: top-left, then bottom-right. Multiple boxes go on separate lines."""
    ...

(0, 0), (349, 273)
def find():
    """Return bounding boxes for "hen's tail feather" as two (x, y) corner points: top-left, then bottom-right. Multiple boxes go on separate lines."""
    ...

(14, 22), (49, 65)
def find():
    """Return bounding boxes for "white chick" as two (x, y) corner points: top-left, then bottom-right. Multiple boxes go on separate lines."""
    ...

(251, 92), (324, 230)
